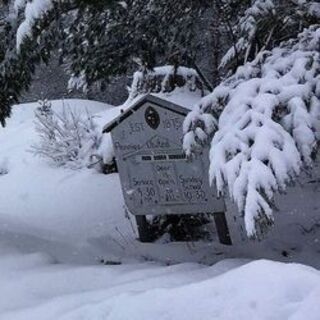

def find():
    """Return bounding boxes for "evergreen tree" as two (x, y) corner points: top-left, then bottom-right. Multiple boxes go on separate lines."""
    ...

(184, 22), (320, 238)
(60, 0), (213, 90)
(220, 0), (320, 73)
(0, 0), (214, 125)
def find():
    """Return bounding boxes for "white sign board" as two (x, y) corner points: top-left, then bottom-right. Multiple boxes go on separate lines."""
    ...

(107, 96), (225, 217)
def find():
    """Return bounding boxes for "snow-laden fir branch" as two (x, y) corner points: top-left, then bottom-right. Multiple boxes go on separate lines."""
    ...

(128, 65), (204, 101)
(220, 0), (320, 71)
(16, 0), (54, 50)
(13, 0), (26, 13)
(183, 25), (320, 238)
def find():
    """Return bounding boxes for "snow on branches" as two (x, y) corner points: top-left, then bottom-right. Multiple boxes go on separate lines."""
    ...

(220, 0), (275, 69)
(31, 100), (102, 169)
(16, 0), (54, 50)
(13, 0), (27, 13)
(183, 26), (320, 238)
(128, 65), (204, 101)
(220, 0), (320, 71)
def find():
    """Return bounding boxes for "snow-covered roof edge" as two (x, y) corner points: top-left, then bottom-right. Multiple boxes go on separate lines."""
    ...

(102, 94), (189, 133)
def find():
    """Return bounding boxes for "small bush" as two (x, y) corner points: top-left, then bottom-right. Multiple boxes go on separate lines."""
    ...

(31, 100), (102, 169)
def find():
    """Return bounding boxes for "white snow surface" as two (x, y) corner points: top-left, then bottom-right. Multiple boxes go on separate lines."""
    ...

(1, 98), (320, 319)
(13, 0), (26, 13)
(127, 65), (204, 105)
(1, 252), (320, 320)
(16, 0), (54, 50)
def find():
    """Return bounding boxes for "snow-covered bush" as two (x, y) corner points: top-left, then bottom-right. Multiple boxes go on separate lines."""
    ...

(31, 99), (102, 169)
(184, 25), (320, 238)
(128, 65), (204, 101)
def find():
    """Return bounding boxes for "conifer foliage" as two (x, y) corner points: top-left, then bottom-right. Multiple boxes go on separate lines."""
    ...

(184, 25), (320, 238)
(0, 0), (210, 124)
(220, 0), (320, 72)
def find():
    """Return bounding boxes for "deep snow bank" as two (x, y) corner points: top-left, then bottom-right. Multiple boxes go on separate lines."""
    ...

(0, 99), (133, 263)
(0, 251), (319, 320)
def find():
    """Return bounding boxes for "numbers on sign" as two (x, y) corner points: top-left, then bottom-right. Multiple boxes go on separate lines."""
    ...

(162, 117), (182, 130)
(146, 187), (156, 197)
(183, 190), (206, 202)
(136, 187), (156, 205)
(196, 190), (206, 200)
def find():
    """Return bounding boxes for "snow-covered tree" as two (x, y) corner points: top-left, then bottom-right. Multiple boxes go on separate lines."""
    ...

(16, 0), (211, 85)
(31, 99), (102, 169)
(60, 0), (213, 92)
(127, 65), (204, 101)
(184, 25), (320, 238)
(0, 0), (258, 126)
(220, 0), (320, 73)
(0, 0), (72, 125)
(0, 0), (214, 125)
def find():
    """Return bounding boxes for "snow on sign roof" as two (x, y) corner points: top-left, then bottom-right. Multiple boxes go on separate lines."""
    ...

(103, 94), (190, 133)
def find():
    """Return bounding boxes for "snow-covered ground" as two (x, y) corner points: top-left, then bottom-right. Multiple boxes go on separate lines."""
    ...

(0, 98), (320, 319)
(1, 251), (320, 320)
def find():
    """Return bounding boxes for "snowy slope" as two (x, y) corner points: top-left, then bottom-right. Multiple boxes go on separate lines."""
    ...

(0, 99), (134, 263)
(0, 98), (320, 319)
(1, 98), (320, 264)
(0, 98), (224, 265)
(0, 98), (219, 265)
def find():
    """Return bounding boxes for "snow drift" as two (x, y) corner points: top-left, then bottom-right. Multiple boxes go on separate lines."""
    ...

(0, 251), (320, 320)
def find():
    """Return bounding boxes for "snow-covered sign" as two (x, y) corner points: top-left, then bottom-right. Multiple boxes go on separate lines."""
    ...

(103, 95), (231, 245)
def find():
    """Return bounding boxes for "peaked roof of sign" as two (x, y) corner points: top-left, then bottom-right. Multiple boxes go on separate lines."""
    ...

(102, 94), (190, 133)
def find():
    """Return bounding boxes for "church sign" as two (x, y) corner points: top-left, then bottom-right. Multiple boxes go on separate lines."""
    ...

(103, 95), (231, 245)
